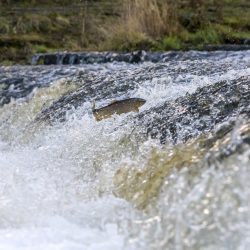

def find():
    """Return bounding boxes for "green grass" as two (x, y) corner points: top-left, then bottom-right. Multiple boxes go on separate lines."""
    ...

(0, 0), (249, 64)
(180, 27), (223, 45)
(160, 36), (182, 50)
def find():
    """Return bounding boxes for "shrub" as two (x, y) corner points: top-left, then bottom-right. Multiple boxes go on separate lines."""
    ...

(162, 36), (182, 50)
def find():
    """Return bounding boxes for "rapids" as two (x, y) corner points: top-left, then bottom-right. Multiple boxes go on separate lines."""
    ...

(0, 51), (250, 250)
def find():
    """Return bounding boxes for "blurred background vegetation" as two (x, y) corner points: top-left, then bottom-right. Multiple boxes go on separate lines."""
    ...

(0, 0), (250, 64)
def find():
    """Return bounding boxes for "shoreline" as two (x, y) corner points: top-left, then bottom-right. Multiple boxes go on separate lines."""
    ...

(1, 46), (250, 66)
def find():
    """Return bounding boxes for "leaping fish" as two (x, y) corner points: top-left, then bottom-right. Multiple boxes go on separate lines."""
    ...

(92, 98), (146, 121)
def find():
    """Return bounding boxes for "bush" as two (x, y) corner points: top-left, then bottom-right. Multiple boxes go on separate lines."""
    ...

(162, 36), (182, 50)
(180, 26), (222, 45)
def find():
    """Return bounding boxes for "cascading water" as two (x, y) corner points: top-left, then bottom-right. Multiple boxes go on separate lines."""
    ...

(0, 51), (250, 250)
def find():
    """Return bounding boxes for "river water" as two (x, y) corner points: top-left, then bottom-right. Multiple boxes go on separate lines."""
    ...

(0, 51), (250, 249)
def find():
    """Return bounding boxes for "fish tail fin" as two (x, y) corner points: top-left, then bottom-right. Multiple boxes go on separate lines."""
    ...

(91, 100), (96, 111)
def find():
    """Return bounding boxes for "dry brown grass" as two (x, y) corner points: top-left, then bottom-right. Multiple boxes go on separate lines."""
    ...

(122, 0), (179, 38)
(99, 0), (179, 50)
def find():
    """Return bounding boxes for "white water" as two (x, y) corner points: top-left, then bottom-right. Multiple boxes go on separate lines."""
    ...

(0, 52), (250, 250)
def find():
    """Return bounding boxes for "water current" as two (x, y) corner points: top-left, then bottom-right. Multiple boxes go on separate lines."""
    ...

(0, 51), (250, 249)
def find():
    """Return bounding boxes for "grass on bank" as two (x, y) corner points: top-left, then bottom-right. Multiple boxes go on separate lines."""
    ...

(0, 0), (250, 64)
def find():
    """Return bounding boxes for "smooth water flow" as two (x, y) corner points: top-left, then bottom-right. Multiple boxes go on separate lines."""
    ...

(0, 51), (250, 249)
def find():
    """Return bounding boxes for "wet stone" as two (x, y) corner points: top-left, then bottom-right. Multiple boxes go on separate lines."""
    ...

(1, 51), (250, 147)
(136, 76), (250, 144)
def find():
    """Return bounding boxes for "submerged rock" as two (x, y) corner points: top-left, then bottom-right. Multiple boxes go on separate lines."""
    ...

(136, 76), (250, 144)
(34, 70), (141, 123)
(2, 50), (247, 147)
(114, 118), (250, 209)
(35, 71), (250, 146)
(0, 66), (80, 106)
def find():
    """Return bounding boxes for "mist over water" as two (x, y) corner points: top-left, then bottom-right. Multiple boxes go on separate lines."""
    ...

(0, 51), (250, 249)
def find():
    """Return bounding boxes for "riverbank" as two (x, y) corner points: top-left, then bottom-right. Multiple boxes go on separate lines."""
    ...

(0, 0), (250, 65)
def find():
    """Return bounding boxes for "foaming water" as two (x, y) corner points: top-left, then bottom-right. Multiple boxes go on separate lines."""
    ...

(0, 114), (136, 249)
(0, 51), (250, 249)
(129, 139), (250, 250)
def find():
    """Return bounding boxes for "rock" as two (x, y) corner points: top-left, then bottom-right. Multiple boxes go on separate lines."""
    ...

(32, 51), (149, 65)
(203, 44), (250, 51)
(136, 76), (250, 144)
(31, 50), (250, 65)
(44, 54), (58, 65)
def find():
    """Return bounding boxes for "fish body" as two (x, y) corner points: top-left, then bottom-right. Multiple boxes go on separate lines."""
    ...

(93, 98), (146, 121)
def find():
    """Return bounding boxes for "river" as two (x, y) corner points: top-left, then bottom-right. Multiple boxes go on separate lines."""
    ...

(0, 51), (250, 249)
